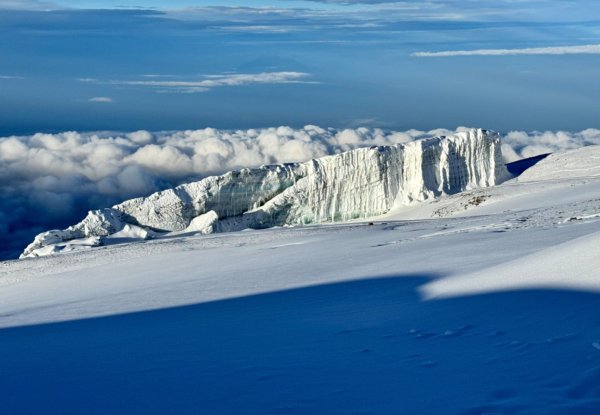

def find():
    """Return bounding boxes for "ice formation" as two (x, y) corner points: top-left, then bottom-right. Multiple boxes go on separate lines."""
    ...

(21, 129), (508, 258)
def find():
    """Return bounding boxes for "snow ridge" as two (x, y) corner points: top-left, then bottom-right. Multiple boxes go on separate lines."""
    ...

(21, 128), (508, 258)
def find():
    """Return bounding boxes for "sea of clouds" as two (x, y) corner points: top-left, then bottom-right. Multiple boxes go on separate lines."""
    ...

(1, 125), (599, 259)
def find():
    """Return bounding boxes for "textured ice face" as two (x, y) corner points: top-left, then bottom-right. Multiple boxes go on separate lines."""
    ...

(243, 129), (506, 228)
(116, 164), (305, 232)
(21, 129), (508, 258)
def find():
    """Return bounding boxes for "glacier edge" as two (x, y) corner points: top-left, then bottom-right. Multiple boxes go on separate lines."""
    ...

(21, 128), (509, 258)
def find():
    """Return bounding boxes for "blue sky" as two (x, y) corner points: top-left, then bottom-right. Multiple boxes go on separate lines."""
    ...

(1, 0), (599, 134)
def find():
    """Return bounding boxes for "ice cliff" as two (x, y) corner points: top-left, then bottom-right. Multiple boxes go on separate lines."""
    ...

(21, 129), (509, 258)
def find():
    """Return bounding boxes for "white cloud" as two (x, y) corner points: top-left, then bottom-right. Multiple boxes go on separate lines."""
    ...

(124, 72), (314, 93)
(413, 44), (600, 57)
(501, 129), (600, 162)
(0, 0), (56, 10)
(89, 97), (114, 103)
(0, 75), (24, 80)
(141, 74), (177, 78)
(81, 72), (313, 94)
(212, 25), (298, 33)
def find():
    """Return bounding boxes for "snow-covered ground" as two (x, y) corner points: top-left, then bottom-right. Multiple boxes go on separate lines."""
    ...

(1, 146), (600, 414)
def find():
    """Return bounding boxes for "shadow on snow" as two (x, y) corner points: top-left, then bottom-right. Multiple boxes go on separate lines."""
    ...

(1, 275), (600, 414)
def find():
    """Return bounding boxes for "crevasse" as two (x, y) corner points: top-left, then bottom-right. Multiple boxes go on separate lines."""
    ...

(21, 128), (508, 258)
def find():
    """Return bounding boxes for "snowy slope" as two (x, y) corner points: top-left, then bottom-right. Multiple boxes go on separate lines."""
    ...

(21, 128), (507, 258)
(518, 144), (600, 181)
(423, 229), (600, 299)
(1, 145), (600, 414)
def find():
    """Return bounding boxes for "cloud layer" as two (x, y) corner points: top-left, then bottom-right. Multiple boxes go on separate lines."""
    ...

(413, 44), (600, 57)
(0, 0), (56, 10)
(81, 72), (313, 94)
(501, 129), (600, 162)
(1, 125), (599, 259)
(89, 97), (114, 103)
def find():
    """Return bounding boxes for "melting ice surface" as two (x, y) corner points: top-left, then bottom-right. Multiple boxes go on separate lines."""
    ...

(21, 128), (508, 258)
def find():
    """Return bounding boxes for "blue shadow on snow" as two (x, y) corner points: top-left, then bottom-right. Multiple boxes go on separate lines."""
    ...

(1, 275), (600, 414)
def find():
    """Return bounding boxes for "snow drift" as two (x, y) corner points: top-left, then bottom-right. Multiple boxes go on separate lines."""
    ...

(21, 129), (508, 258)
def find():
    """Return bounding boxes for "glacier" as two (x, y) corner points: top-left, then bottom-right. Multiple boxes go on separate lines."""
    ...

(21, 128), (509, 258)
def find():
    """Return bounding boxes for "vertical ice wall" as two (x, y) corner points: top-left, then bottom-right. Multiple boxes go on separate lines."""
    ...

(247, 129), (505, 228)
